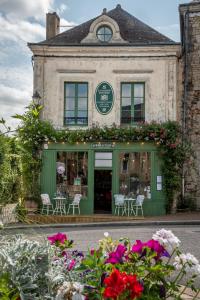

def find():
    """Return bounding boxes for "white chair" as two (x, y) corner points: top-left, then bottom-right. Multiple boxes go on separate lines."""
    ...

(41, 194), (53, 215)
(114, 194), (125, 216)
(67, 194), (82, 215)
(131, 195), (144, 216)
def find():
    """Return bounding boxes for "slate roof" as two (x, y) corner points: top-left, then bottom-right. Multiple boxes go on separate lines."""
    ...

(36, 5), (176, 46)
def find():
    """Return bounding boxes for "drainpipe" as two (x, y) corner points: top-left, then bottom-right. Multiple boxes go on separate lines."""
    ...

(182, 7), (190, 204)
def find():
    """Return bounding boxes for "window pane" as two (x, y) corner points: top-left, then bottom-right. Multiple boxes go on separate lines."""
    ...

(95, 152), (112, 159)
(78, 84), (87, 97)
(122, 84), (131, 97)
(65, 111), (75, 124)
(65, 84), (75, 97)
(56, 152), (88, 198)
(78, 98), (87, 110)
(133, 111), (144, 123)
(95, 160), (112, 167)
(134, 84), (144, 98)
(122, 98), (131, 110)
(65, 98), (75, 110)
(134, 98), (144, 105)
(98, 27), (105, 35)
(119, 152), (151, 198)
(104, 34), (112, 42)
(77, 111), (87, 124)
(105, 27), (112, 35)
(121, 110), (131, 124)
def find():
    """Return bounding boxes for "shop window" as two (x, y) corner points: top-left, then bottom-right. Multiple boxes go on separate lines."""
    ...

(121, 83), (145, 125)
(64, 83), (88, 126)
(119, 152), (151, 199)
(95, 152), (112, 168)
(56, 152), (88, 198)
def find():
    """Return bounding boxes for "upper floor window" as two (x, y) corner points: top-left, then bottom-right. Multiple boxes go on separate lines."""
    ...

(64, 82), (88, 126)
(96, 26), (113, 42)
(121, 83), (145, 125)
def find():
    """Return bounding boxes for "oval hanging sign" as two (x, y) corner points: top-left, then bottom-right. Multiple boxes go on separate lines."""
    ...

(94, 81), (114, 115)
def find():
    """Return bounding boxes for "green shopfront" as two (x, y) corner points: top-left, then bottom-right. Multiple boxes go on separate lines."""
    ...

(41, 142), (166, 216)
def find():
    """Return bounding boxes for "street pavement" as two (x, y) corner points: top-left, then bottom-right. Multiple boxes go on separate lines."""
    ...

(2, 224), (200, 260)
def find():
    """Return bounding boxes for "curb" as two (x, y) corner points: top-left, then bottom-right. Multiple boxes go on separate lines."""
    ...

(4, 220), (200, 230)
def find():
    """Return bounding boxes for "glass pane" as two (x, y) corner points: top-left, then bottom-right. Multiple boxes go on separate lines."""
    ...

(77, 111), (87, 125)
(134, 84), (144, 98)
(134, 111), (144, 123)
(105, 27), (112, 35)
(65, 111), (75, 124)
(78, 98), (87, 110)
(119, 152), (151, 199)
(95, 160), (112, 167)
(97, 27), (105, 35)
(121, 110), (131, 124)
(65, 83), (75, 97)
(122, 98), (131, 110)
(78, 84), (87, 97)
(65, 98), (75, 110)
(104, 34), (112, 42)
(122, 84), (131, 97)
(134, 98), (144, 105)
(95, 152), (112, 160)
(56, 152), (88, 198)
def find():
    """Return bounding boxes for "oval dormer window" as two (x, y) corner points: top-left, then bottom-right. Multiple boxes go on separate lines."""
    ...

(97, 25), (113, 42)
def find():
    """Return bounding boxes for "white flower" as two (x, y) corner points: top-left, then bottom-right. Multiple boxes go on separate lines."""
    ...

(73, 282), (84, 293)
(152, 229), (180, 251)
(104, 232), (109, 238)
(174, 253), (200, 276)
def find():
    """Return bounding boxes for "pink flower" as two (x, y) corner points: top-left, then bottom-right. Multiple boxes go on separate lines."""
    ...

(47, 232), (67, 245)
(132, 239), (169, 260)
(106, 244), (126, 264)
(68, 259), (76, 270)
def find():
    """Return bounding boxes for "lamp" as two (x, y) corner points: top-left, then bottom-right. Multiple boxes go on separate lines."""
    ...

(32, 91), (41, 105)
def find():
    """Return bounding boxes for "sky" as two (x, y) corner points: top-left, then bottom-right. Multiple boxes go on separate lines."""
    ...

(0, 0), (191, 131)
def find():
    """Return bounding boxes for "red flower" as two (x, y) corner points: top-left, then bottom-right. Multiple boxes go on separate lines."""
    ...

(103, 269), (143, 300)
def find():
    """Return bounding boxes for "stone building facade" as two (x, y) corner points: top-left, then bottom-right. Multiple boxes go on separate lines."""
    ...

(28, 2), (200, 215)
(179, 0), (200, 209)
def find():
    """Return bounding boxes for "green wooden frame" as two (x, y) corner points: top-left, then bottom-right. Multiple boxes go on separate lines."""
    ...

(120, 82), (145, 125)
(64, 82), (88, 126)
(41, 142), (166, 216)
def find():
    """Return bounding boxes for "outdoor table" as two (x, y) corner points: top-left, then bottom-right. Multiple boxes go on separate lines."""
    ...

(123, 198), (136, 217)
(53, 197), (67, 215)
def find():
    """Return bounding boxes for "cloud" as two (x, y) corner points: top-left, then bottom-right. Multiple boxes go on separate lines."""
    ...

(0, 14), (45, 43)
(0, 0), (53, 20)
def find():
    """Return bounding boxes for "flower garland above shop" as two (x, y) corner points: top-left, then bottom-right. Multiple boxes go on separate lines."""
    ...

(14, 103), (190, 212)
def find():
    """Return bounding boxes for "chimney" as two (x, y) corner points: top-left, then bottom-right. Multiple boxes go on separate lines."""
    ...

(46, 12), (60, 40)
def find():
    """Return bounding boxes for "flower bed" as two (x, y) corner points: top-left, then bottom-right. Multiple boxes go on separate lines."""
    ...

(0, 228), (199, 299)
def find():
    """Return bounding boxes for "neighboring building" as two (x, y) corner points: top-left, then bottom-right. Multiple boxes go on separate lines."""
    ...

(179, 0), (200, 210)
(28, 3), (199, 215)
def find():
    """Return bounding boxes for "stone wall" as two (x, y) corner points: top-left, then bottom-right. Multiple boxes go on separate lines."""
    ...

(180, 2), (200, 209)
(31, 45), (179, 129)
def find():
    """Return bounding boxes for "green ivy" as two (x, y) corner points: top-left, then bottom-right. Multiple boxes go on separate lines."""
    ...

(14, 102), (189, 212)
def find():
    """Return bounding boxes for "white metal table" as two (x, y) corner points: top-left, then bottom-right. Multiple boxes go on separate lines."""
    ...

(123, 198), (136, 217)
(53, 197), (67, 215)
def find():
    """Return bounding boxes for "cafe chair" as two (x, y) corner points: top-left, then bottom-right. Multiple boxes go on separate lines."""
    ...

(114, 194), (125, 216)
(131, 195), (144, 217)
(41, 194), (53, 215)
(67, 194), (82, 215)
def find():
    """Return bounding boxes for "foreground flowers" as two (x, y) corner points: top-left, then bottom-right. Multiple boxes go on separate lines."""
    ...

(0, 229), (199, 299)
